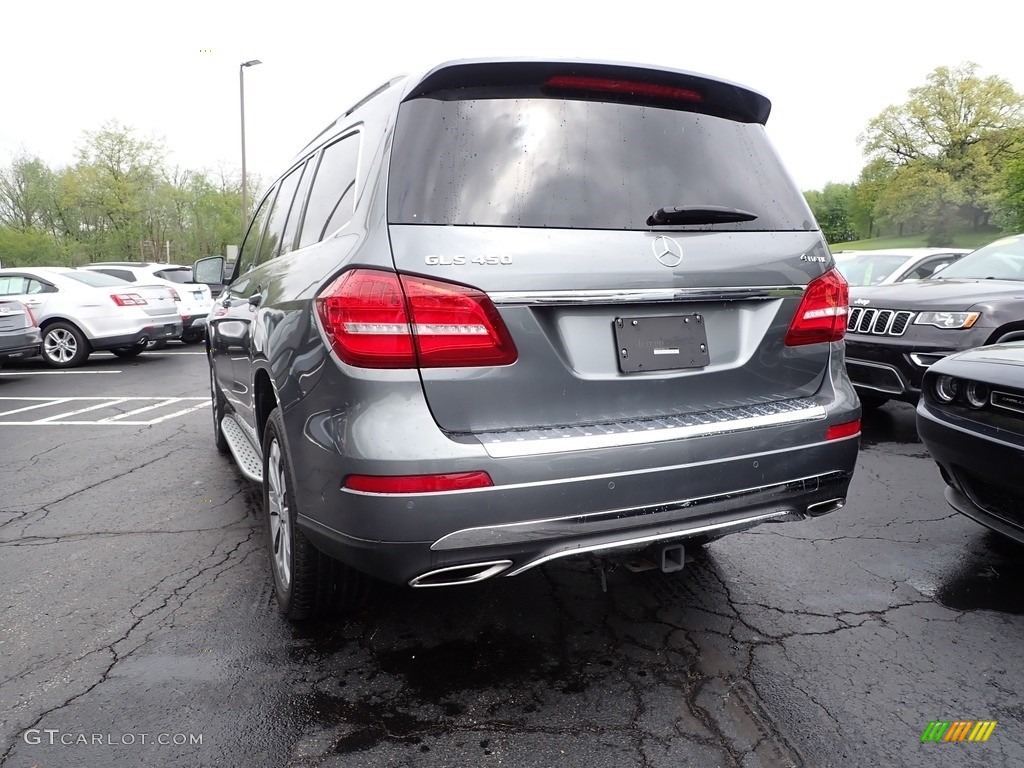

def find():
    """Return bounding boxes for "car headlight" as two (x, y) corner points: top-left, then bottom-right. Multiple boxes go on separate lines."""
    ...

(913, 311), (980, 329)
(934, 375), (959, 402)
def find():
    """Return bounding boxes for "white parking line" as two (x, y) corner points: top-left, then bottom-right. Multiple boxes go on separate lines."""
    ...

(0, 370), (123, 376)
(98, 397), (186, 422)
(0, 398), (73, 417)
(0, 396), (208, 426)
(36, 398), (131, 422)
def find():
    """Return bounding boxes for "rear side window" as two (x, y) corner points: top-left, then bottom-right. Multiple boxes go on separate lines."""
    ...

(92, 268), (137, 282)
(389, 96), (812, 231)
(65, 271), (129, 287)
(299, 133), (360, 248)
(256, 164), (307, 265)
(237, 190), (274, 276)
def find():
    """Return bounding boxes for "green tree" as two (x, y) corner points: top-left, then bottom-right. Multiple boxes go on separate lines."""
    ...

(0, 226), (65, 267)
(859, 63), (1024, 237)
(805, 183), (858, 244)
(0, 154), (56, 233)
(996, 156), (1024, 232)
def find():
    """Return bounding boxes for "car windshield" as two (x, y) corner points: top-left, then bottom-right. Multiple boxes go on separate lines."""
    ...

(935, 235), (1024, 281)
(64, 271), (131, 287)
(834, 253), (909, 286)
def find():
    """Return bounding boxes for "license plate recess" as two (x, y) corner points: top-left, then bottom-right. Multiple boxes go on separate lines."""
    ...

(613, 314), (710, 373)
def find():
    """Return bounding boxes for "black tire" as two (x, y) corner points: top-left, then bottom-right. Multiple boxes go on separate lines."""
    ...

(858, 392), (890, 410)
(181, 334), (204, 345)
(262, 408), (369, 619)
(111, 342), (147, 358)
(210, 366), (229, 455)
(40, 321), (90, 368)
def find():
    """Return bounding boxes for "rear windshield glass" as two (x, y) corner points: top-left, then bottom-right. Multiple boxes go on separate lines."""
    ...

(154, 268), (194, 284)
(65, 271), (129, 287)
(934, 235), (1024, 281)
(388, 96), (813, 231)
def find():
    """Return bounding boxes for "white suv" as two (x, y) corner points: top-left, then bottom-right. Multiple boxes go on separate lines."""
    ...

(81, 262), (212, 344)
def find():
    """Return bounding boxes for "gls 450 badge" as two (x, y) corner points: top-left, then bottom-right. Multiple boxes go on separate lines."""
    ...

(425, 254), (513, 266)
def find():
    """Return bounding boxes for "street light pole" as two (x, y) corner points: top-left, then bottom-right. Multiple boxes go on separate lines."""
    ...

(239, 59), (262, 234)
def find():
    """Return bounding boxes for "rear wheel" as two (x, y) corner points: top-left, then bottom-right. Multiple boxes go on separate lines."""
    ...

(41, 322), (90, 368)
(181, 334), (204, 345)
(111, 342), (146, 358)
(263, 408), (369, 619)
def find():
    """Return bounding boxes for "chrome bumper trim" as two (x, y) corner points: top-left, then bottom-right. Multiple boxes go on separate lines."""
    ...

(475, 400), (826, 458)
(431, 470), (848, 554)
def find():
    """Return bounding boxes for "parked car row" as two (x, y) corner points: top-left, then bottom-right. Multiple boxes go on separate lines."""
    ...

(838, 235), (1024, 548)
(0, 263), (213, 368)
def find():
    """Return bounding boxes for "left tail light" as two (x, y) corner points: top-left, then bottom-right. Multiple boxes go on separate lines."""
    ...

(111, 293), (148, 306)
(315, 269), (518, 368)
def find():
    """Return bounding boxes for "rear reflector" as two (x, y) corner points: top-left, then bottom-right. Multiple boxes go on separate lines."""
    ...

(825, 419), (861, 441)
(544, 75), (703, 104)
(316, 269), (517, 368)
(344, 471), (494, 493)
(111, 293), (148, 306)
(785, 268), (848, 346)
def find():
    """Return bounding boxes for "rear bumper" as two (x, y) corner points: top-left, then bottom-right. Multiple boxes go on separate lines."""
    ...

(90, 322), (183, 350)
(300, 455), (855, 586)
(290, 388), (859, 585)
(0, 341), (41, 361)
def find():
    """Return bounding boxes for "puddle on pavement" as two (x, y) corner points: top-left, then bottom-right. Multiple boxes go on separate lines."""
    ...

(936, 531), (1024, 614)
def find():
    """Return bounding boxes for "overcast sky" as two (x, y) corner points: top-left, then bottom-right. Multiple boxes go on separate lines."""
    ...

(3, 0), (1022, 194)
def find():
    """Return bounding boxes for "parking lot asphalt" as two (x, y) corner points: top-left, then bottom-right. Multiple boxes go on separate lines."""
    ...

(1, 348), (1022, 768)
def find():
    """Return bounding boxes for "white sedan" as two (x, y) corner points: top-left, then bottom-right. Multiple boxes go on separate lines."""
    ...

(0, 267), (182, 368)
(834, 247), (970, 287)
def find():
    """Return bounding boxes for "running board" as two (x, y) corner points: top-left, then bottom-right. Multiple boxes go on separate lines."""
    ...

(221, 413), (263, 483)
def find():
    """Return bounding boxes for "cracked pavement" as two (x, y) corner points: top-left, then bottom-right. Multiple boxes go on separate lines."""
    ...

(2, 351), (1023, 767)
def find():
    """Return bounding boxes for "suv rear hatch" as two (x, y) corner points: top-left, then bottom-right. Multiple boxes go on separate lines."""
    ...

(383, 61), (840, 434)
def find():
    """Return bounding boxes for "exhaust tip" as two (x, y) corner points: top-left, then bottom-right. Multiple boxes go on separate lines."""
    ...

(409, 560), (513, 588)
(807, 497), (845, 517)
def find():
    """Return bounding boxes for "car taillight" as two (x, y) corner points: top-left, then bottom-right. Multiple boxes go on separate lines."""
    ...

(784, 268), (848, 346)
(111, 293), (148, 306)
(169, 288), (181, 301)
(315, 269), (518, 368)
(25, 305), (38, 327)
(544, 75), (703, 104)
(343, 471), (494, 493)
(825, 419), (860, 440)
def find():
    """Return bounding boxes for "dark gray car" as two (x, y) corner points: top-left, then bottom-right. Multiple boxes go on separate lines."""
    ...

(845, 233), (1024, 408)
(197, 58), (861, 619)
(0, 299), (41, 364)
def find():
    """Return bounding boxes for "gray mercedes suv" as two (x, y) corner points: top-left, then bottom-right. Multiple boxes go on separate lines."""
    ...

(196, 58), (861, 619)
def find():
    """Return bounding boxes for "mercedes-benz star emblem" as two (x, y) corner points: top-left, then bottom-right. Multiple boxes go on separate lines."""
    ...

(652, 236), (683, 268)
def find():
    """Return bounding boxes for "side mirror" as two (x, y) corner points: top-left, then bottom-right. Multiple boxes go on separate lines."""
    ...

(194, 256), (225, 287)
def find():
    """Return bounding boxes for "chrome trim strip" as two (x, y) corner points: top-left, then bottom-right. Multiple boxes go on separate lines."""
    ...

(477, 404), (826, 458)
(409, 560), (512, 588)
(431, 470), (846, 552)
(501, 512), (790, 577)
(909, 352), (950, 368)
(341, 437), (843, 498)
(489, 286), (804, 306)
